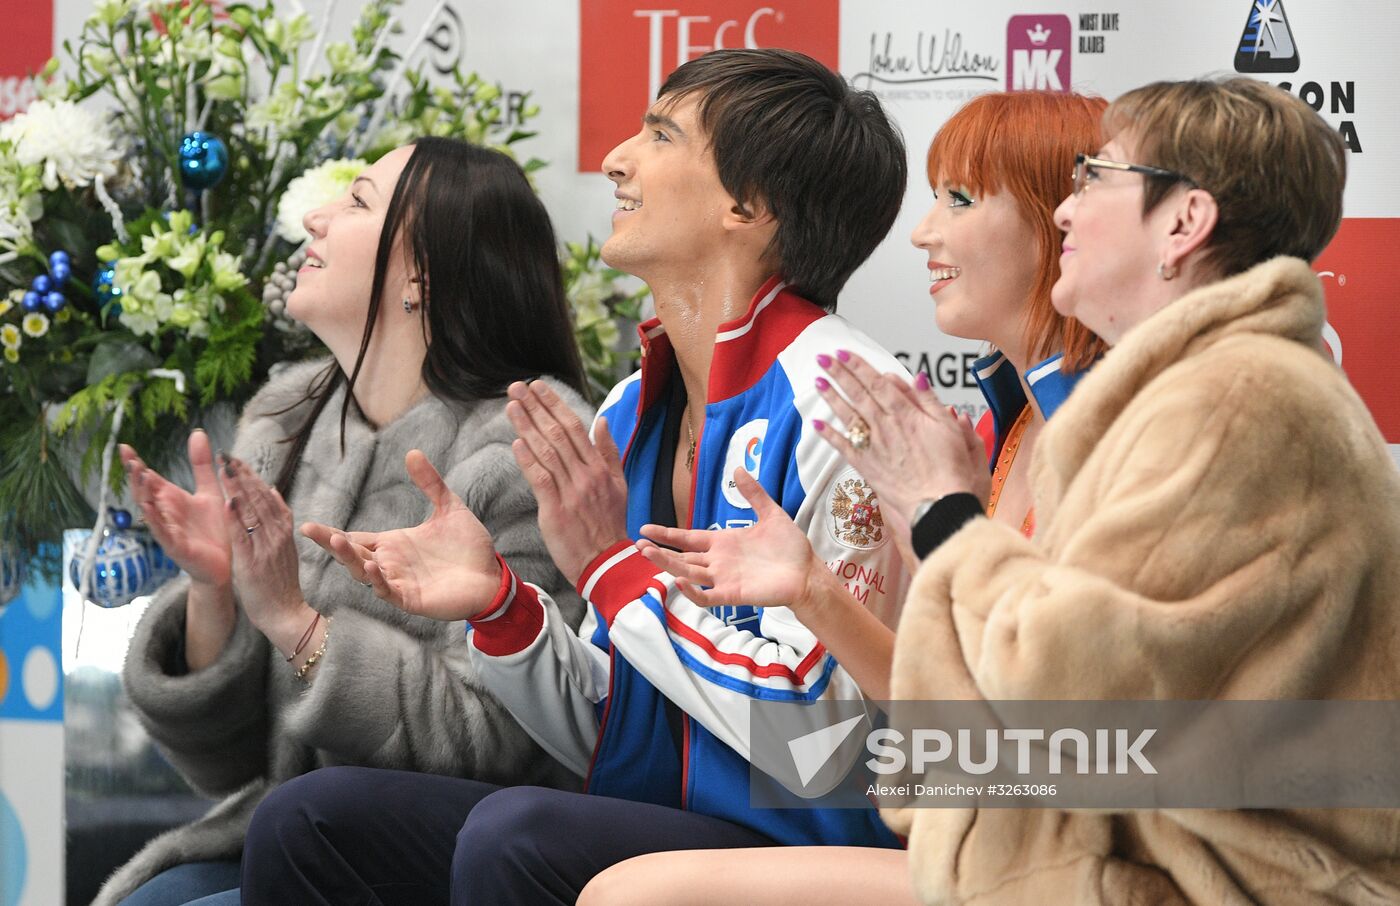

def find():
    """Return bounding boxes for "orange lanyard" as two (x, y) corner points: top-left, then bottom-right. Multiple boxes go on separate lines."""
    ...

(986, 406), (1036, 538)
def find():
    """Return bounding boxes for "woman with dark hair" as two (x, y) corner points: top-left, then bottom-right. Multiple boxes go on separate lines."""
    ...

(98, 138), (592, 906)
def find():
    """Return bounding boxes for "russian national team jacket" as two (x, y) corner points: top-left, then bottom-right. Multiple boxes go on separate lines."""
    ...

(469, 277), (911, 847)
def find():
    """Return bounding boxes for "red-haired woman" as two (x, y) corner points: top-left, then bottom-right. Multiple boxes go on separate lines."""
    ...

(576, 90), (1108, 905)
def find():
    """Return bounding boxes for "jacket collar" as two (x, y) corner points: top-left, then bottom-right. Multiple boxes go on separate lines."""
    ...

(633, 276), (827, 410)
(973, 350), (1092, 458)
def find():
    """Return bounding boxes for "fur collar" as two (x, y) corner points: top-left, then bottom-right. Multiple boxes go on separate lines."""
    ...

(1036, 256), (1326, 500)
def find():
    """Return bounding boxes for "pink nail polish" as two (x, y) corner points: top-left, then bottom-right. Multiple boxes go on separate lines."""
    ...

(812, 419), (826, 432)
(836, 349), (851, 363)
(815, 376), (830, 391)
(915, 372), (931, 391)
(816, 353), (832, 368)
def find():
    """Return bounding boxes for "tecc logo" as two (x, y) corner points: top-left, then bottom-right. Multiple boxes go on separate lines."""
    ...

(578, 1), (839, 171)
(1234, 0), (1299, 73)
(1006, 14), (1071, 92)
(1, 3), (52, 120)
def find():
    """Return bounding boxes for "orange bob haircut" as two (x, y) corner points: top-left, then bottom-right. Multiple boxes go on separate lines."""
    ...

(927, 91), (1108, 371)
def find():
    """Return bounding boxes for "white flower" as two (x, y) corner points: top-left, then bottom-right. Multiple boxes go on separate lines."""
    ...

(209, 250), (246, 291)
(3, 346), (17, 363)
(0, 141), (43, 248)
(275, 158), (366, 244)
(0, 324), (20, 349)
(0, 100), (120, 191)
(246, 83), (300, 135)
(571, 272), (610, 313)
(21, 312), (49, 338)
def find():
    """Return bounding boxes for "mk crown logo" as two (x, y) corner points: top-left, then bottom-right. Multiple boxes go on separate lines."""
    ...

(1234, 0), (1300, 73)
(1006, 14), (1071, 92)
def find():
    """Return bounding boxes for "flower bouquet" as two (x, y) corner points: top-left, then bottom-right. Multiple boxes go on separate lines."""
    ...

(0, 0), (563, 580)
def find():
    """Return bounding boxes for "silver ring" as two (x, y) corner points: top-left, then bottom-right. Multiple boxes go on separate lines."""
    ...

(245, 523), (260, 536)
(361, 582), (373, 588)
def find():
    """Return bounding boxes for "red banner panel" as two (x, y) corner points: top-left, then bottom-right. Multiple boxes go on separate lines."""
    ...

(0, 0), (52, 119)
(1313, 217), (1400, 444)
(578, 0), (839, 171)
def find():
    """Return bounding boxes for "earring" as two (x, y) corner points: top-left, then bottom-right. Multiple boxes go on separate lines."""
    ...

(402, 297), (414, 313)
(1157, 262), (1177, 281)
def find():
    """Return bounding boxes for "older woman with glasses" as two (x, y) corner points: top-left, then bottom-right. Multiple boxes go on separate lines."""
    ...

(864, 77), (1400, 903)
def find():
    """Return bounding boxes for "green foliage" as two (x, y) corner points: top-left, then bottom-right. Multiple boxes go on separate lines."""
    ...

(562, 237), (650, 402)
(0, 0), (638, 568)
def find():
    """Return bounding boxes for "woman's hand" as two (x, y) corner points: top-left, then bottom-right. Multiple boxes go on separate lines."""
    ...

(813, 350), (990, 551)
(637, 469), (829, 613)
(122, 431), (231, 589)
(220, 456), (316, 651)
(300, 450), (502, 622)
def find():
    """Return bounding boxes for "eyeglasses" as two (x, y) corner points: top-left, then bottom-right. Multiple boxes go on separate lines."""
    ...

(1072, 153), (1199, 196)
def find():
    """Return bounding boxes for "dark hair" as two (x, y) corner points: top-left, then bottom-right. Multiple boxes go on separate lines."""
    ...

(274, 138), (586, 495)
(657, 48), (907, 312)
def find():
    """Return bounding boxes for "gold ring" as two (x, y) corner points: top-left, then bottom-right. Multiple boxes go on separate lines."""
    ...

(847, 417), (871, 451)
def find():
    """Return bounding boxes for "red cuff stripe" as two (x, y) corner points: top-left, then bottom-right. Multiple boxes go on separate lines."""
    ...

(470, 556), (545, 657)
(577, 542), (661, 626)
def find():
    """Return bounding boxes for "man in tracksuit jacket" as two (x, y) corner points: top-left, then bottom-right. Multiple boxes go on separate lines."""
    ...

(242, 48), (911, 906)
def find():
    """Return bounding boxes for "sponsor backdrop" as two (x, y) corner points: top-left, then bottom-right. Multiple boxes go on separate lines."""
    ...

(3, 1), (1396, 901)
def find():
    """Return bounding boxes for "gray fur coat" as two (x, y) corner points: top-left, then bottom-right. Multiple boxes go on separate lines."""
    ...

(95, 359), (591, 904)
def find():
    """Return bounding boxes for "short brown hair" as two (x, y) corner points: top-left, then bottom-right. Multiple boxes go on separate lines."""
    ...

(1105, 77), (1346, 278)
(928, 91), (1109, 371)
(658, 49), (907, 312)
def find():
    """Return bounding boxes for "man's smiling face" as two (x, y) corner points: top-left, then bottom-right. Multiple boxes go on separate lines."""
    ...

(598, 95), (743, 284)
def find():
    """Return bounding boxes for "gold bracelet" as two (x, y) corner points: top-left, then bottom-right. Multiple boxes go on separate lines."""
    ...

(294, 616), (331, 682)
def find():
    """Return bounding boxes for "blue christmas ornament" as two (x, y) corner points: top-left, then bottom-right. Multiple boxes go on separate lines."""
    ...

(111, 508), (133, 530)
(68, 528), (152, 609)
(141, 533), (182, 594)
(178, 131), (229, 190)
(43, 291), (66, 313)
(31, 274), (52, 295)
(51, 260), (71, 285)
(94, 262), (122, 315)
(49, 249), (70, 270)
(0, 542), (24, 609)
(21, 290), (42, 313)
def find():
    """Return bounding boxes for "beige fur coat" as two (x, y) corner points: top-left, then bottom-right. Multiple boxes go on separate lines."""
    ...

(884, 258), (1400, 905)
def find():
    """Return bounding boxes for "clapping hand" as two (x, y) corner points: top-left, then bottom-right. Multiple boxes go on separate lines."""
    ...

(121, 430), (230, 589)
(813, 350), (989, 554)
(301, 450), (502, 622)
(637, 469), (830, 614)
(505, 380), (628, 586)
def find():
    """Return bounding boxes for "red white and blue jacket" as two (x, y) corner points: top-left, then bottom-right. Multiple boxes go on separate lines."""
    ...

(468, 277), (910, 847)
(971, 350), (1093, 461)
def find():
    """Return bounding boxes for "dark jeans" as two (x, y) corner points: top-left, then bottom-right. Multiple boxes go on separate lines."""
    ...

(240, 766), (774, 906)
(118, 860), (241, 906)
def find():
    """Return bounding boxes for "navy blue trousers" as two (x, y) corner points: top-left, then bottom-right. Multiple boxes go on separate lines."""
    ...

(240, 766), (773, 906)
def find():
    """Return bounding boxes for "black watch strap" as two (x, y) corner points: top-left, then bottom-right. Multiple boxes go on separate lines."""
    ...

(911, 493), (983, 560)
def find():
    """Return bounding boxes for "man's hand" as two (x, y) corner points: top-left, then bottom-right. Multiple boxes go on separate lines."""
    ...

(505, 380), (629, 586)
(301, 450), (501, 622)
(637, 469), (830, 613)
